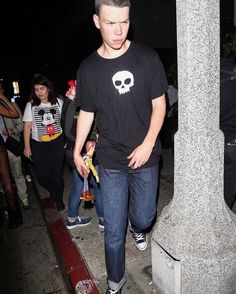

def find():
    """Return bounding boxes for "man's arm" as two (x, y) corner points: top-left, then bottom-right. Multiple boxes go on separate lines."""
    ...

(73, 110), (95, 177)
(128, 94), (166, 169)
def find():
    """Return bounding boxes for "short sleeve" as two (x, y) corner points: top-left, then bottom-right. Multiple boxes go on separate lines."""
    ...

(149, 53), (168, 99)
(22, 102), (33, 122)
(75, 63), (97, 112)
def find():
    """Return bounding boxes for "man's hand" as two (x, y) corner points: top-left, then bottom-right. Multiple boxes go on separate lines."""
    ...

(74, 153), (90, 178)
(127, 142), (153, 169)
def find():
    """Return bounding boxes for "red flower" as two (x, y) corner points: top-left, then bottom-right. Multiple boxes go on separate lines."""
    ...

(66, 80), (77, 100)
(67, 80), (76, 87)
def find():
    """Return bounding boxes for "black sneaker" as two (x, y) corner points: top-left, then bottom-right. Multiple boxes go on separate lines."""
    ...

(66, 216), (91, 229)
(106, 287), (121, 294)
(129, 225), (147, 251)
(132, 231), (147, 251)
(98, 217), (104, 229)
(7, 204), (23, 229)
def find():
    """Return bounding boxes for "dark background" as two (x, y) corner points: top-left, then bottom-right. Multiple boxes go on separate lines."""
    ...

(1, 0), (234, 110)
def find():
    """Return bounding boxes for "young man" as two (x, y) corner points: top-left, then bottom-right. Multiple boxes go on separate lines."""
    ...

(73, 0), (168, 293)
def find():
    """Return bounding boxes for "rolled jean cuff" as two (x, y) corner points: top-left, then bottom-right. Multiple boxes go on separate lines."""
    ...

(108, 274), (126, 291)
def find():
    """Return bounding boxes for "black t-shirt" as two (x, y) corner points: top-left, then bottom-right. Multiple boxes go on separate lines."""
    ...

(76, 42), (168, 170)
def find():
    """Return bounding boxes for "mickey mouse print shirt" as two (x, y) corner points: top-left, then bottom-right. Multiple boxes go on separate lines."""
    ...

(23, 98), (63, 142)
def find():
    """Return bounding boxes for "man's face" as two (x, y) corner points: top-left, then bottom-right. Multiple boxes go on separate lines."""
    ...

(93, 5), (130, 50)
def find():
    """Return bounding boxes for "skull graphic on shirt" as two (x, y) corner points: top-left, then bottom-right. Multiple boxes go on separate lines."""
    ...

(112, 70), (134, 94)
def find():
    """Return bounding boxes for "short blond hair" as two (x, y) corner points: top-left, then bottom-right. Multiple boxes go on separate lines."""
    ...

(95, 0), (130, 15)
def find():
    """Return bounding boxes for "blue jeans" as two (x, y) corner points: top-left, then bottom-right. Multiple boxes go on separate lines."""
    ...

(99, 164), (159, 291)
(67, 166), (103, 219)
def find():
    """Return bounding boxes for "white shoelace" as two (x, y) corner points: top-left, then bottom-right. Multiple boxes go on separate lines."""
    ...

(109, 290), (119, 294)
(133, 232), (145, 242)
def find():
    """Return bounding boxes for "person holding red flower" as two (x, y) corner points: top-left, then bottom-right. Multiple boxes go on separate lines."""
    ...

(62, 80), (104, 229)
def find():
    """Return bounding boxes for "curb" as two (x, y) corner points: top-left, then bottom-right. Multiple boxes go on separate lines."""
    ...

(40, 196), (101, 294)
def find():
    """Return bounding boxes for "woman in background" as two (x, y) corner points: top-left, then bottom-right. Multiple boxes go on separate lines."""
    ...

(23, 74), (65, 211)
(0, 84), (23, 228)
(0, 80), (30, 209)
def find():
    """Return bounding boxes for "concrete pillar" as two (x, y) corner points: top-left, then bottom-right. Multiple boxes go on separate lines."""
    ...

(152, 1), (236, 293)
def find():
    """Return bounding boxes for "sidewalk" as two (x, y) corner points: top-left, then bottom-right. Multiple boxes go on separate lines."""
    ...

(31, 147), (174, 294)
(0, 176), (72, 294)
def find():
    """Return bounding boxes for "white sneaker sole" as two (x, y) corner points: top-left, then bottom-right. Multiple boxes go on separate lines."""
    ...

(134, 238), (148, 251)
(132, 233), (148, 251)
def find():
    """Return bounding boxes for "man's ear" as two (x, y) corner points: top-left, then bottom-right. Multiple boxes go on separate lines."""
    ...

(93, 14), (100, 30)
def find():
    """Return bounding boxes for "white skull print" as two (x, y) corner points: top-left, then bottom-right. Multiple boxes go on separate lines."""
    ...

(112, 70), (134, 94)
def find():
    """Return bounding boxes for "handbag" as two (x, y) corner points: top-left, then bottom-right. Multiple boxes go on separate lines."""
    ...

(2, 116), (24, 157)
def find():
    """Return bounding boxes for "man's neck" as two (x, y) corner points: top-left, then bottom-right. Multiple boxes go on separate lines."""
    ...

(97, 40), (131, 59)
